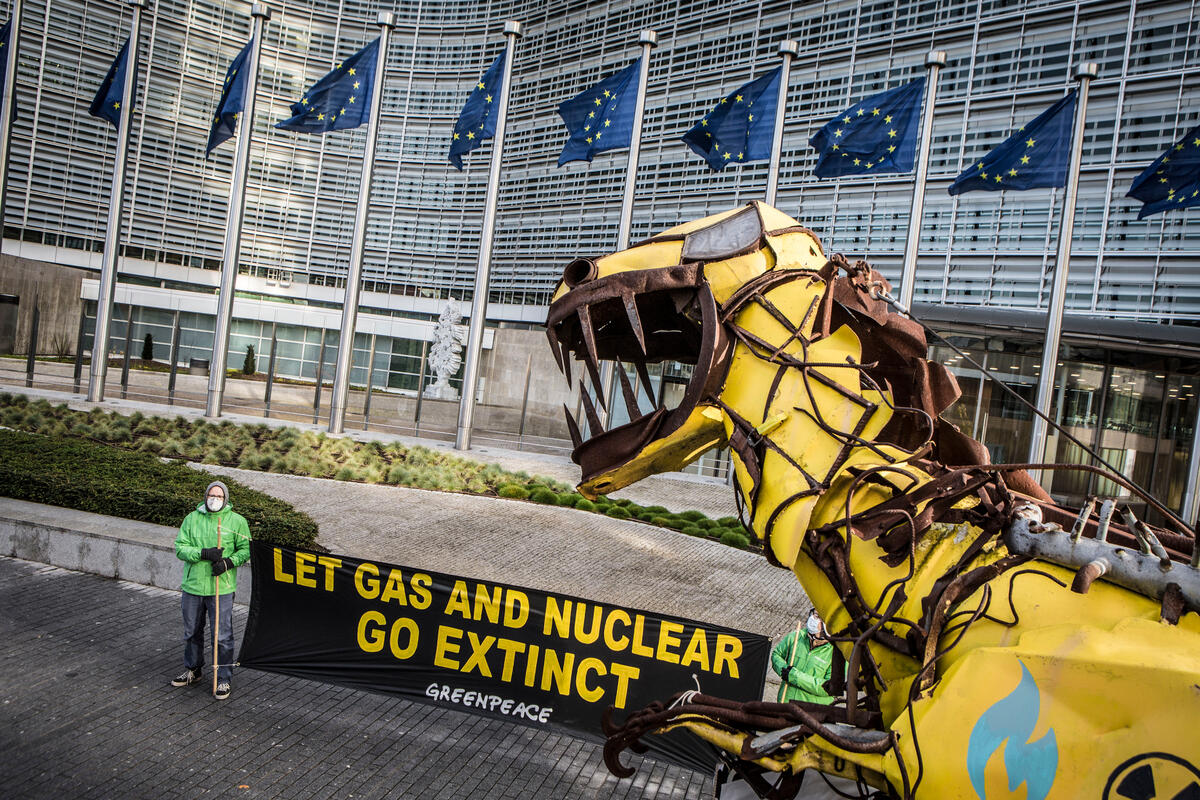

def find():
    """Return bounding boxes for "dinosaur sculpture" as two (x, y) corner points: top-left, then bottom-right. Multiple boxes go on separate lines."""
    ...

(545, 202), (1200, 799)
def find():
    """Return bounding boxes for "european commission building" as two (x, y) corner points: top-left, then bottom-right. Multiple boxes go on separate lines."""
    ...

(1, 0), (1198, 522)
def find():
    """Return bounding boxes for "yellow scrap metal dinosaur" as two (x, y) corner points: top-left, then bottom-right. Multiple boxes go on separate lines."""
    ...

(545, 202), (1200, 799)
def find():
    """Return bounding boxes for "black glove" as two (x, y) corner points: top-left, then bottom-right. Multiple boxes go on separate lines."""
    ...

(199, 547), (223, 562)
(782, 666), (792, 682)
(211, 557), (235, 576)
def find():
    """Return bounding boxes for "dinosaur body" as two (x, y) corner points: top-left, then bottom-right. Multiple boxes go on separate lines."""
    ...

(545, 202), (1200, 799)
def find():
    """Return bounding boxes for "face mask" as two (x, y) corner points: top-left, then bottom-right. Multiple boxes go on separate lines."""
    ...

(806, 614), (822, 637)
(206, 496), (224, 512)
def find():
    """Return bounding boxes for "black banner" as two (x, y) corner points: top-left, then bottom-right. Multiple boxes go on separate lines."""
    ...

(239, 541), (769, 772)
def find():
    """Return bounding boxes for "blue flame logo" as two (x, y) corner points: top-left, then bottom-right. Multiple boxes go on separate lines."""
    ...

(966, 661), (1058, 800)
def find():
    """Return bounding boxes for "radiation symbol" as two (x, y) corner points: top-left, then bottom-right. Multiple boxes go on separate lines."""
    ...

(1103, 753), (1200, 800)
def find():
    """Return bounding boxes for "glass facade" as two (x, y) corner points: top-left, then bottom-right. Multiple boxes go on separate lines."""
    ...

(1, 0), (1198, 513)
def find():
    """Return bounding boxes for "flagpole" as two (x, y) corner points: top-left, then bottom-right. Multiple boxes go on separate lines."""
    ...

(0, 0), (23, 211)
(206, 4), (271, 418)
(328, 11), (396, 434)
(596, 29), (657, 427)
(898, 50), (946, 309)
(87, 0), (145, 404)
(454, 20), (522, 451)
(1027, 62), (1098, 478)
(764, 39), (797, 207)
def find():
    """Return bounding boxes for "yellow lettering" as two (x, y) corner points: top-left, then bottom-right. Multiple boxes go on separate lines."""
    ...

(680, 629), (711, 672)
(544, 597), (571, 638)
(524, 644), (540, 687)
(656, 620), (684, 664)
(573, 603), (602, 645)
(316, 556), (341, 592)
(604, 609), (631, 651)
(463, 632), (495, 677)
(356, 610), (386, 653)
(295, 551), (317, 588)
(540, 649), (575, 696)
(631, 615), (654, 658)
(445, 580), (471, 619)
(496, 638), (525, 682)
(354, 562), (380, 599)
(504, 590), (529, 629)
(575, 657), (606, 703)
(388, 617), (419, 659)
(714, 634), (743, 678)
(410, 573), (432, 609)
(610, 662), (640, 709)
(273, 548), (294, 584)
(434, 625), (463, 670)
(473, 583), (502, 624)
(380, 569), (409, 605)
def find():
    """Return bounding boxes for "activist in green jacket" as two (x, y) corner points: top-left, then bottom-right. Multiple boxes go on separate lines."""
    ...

(771, 610), (836, 705)
(171, 480), (251, 699)
(174, 480), (252, 596)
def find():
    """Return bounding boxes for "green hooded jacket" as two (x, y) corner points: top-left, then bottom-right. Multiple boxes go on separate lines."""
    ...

(771, 628), (835, 705)
(174, 481), (252, 596)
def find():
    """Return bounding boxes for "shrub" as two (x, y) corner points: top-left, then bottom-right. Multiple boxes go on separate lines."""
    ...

(334, 466), (358, 482)
(557, 493), (583, 508)
(696, 518), (719, 530)
(574, 499), (597, 512)
(529, 489), (559, 505)
(0, 429), (318, 549)
(681, 524), (703, 536)
(141, 333), (154, 362)
(717, 516), (741, 527)
(604, 506), (632, 520)
(242, 345), (256, 375)
(678, 510), (706, 522)
(498, 484), (530, 500)
(720, 530), (752, 549)
(642, 505), (669, 515)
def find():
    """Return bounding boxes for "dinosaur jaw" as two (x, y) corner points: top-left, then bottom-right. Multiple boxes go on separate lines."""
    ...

(545, 263), (733, 495)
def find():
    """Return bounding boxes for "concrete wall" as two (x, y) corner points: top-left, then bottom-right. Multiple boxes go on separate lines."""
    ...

(480, 326), (574, 439)
(0, 254), (86, 356)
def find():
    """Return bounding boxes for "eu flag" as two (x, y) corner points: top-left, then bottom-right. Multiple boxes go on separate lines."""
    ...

(89, 38), (132, 129)
(276, 38), (378, 133)
(0, 19), (12, 92)
(809, 78), (924, 178)
(206, 38), (253, 157)
(449, 51), (505, 171)
(682, 67), (780, 172)
(557, 59), (640, 166)
(1125, 121), (1200, 218)
(948, 93), (1076, 194)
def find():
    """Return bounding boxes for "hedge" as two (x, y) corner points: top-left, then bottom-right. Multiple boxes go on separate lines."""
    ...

(0, 429), (319, 550)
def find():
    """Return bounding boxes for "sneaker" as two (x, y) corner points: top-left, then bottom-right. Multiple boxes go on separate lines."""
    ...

(171, 668), (201, 687)
(214, 682), (231, 701)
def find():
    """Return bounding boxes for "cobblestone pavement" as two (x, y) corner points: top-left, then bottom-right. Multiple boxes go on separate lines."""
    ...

(0, 557), (715, 800)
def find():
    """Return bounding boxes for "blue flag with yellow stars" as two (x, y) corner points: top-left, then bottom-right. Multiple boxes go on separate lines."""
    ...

(276, 38), (378, 133)
(1125, 121), (1200, 218)
(809, 78), (924, 178)
(89, 38), (132, 129)
(682, 67), (781, 172)
(557, 59), (640, 166)
(206, 38), (253, 157)
(449, 51), (505, 171)
(0, 19), (12, 95)
(948, 93), (1076, 194)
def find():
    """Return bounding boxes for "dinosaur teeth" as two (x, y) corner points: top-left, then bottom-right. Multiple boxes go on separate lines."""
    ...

(579, 381), (605, 438)
(633, 359), (655, 402)
(563, 404), (583, 449)
(575, 305), (607, 409)
(622, 292), (647, 356)
(559, 340), (573, 384)
(616, 362), (643, 421)
(546, 327), (565, 374)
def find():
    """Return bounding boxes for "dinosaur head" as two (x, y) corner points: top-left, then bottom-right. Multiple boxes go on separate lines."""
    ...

(545, 202), (828, 498)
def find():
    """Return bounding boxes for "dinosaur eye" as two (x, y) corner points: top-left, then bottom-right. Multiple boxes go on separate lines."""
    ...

(681, 205), (764, 261)
(562, 258), (598, 288)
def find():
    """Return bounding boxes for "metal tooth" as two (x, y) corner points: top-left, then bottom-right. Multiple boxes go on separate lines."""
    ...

(622, 292), (647, 356)
(579, 383), (605, 438)
(559, 341), (573, 384)
(576, 304), (607, 409)
(633, 359), (655, 402)
(546, 327), (565, 374)
(616, 363), (642, 421)
(562, 404), (583, 449)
